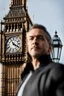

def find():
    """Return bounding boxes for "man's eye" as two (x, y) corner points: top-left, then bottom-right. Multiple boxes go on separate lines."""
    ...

(38, 36), (44, 40)
(29, 37), (34, 40)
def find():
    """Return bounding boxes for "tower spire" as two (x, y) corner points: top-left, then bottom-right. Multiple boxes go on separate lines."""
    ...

(10, 0), (26, 6)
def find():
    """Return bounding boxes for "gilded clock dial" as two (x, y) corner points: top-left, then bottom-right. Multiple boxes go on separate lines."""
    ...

(6, 36), (21, 53)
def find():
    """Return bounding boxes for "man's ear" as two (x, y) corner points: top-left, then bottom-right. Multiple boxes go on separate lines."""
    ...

(48, 45), (52, 54)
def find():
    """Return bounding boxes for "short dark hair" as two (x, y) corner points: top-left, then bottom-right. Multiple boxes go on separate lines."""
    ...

(29, 24), (52, 45)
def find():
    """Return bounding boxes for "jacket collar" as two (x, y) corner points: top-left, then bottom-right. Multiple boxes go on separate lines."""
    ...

(38, 55), (52, 67)
(21, 55), (52, 79)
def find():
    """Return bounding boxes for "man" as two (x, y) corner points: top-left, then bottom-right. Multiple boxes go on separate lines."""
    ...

(17, 24), (64, 96)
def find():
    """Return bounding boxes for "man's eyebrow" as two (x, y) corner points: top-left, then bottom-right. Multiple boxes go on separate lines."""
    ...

(28, 34), (44, 36)
(28, 36), (34, 37)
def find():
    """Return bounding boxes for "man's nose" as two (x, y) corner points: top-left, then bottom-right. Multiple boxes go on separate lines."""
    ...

(33, 37), (38, 44)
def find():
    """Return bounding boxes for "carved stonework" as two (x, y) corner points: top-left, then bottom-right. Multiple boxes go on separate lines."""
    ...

(0, 0), (33, 96)
(4, 7), (26, 19)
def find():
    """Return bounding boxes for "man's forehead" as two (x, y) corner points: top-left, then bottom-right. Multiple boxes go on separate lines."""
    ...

(27, 28), (46, 36)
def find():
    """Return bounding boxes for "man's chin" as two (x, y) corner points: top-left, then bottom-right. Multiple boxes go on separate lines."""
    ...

(31, 53), (40, 58)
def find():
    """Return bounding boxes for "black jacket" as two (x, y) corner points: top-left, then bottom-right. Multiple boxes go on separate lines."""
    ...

(17, 55), (64, 96)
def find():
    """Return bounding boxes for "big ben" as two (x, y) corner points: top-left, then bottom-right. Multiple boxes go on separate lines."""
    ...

(0, 0), (33, 96)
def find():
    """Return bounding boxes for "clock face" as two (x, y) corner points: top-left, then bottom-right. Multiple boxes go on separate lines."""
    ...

(6, 36), (21, 53)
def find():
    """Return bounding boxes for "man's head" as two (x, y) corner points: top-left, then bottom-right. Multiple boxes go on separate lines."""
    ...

(27, 24), (52, 58)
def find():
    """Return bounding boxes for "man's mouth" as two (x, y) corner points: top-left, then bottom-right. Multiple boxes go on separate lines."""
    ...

(31, 46), (40, 50)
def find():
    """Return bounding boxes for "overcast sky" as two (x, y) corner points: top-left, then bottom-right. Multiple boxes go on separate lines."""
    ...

(0, 0), (64, 63)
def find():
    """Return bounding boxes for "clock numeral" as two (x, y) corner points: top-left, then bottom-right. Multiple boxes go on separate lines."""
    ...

(14, 37), (17, 41)
(17, 42), (20, 45)
(6, 48), (11, 52)
(14, 48), (18, 52)
(7, 45), (10, 49)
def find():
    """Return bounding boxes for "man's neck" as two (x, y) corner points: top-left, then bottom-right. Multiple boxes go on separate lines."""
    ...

(32, 57), (40, 70)
(31, 55), (52, 70)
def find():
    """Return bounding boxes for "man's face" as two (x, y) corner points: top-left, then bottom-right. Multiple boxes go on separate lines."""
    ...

(27, 28), (52, 58)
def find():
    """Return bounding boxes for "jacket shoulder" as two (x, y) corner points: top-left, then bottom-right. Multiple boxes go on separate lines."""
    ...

(48, 63), (64, 79)
(39, 63), (64, 96)
(42, 62), (64, 74)
(41, 62), (64, 80)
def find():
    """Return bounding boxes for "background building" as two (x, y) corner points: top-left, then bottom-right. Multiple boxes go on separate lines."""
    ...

(0, 0), (33, 96)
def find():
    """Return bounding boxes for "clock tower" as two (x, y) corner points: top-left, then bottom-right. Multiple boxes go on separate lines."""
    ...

(0, 0), (33, 96)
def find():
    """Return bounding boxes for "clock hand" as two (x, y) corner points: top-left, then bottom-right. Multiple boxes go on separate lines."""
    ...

(12, 42), (19, 48)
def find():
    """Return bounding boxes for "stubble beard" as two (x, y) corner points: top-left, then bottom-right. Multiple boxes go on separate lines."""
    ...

(30, 49), (42, 59)
(30, 48), (48, 59)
